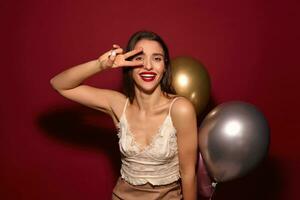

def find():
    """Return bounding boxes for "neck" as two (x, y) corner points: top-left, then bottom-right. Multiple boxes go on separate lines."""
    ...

(133, 86), (165, 112)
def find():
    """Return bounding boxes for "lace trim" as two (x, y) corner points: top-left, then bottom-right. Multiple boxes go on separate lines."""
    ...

(126, 116), (170, 153)
(116, 123), (121, 138)
(121, 170), (181, 186)
(117, 102), (180, 186)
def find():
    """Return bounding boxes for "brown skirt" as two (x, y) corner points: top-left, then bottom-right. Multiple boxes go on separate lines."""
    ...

(112, 177), (182, 200)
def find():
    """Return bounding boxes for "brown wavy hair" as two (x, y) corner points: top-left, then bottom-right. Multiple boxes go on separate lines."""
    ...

(123, 31), (176, 103)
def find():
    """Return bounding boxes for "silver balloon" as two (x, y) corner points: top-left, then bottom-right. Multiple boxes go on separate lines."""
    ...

(198, 101), (270, 182)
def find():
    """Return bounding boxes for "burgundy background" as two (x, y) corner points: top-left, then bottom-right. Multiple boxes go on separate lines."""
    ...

(1, 0), (299, 199)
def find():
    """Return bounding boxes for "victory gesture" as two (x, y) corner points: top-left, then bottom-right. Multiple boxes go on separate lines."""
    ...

(99, 44), (143, 69)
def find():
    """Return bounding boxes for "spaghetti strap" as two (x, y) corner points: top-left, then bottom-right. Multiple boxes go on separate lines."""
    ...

(121, 98), (129, 116)
(168, 97), (182, 115)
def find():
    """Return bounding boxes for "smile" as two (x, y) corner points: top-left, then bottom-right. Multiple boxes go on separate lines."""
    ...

(139, 72), (157, 82)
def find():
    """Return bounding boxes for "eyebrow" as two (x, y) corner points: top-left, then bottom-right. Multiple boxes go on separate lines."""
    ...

(137, 52), (164, 57)
(152, 53), (164, 57)
(128, 52), (164, 60)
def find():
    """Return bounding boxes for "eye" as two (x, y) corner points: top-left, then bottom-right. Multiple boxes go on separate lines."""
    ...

(134, 56), (143, 61)
(153, 56), (163, 62)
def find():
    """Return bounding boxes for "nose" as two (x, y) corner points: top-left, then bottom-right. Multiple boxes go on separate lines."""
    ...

(143, 57), (153, 70)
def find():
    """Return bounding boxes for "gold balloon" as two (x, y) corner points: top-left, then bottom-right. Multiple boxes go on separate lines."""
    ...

(171, 56), (211, 115)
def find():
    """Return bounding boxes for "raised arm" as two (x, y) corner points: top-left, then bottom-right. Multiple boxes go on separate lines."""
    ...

(172, 98), (198, 200)
(50, 45), (143, 116)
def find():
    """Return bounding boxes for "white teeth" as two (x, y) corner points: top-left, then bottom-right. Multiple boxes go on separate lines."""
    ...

(140, 74), (155, 78)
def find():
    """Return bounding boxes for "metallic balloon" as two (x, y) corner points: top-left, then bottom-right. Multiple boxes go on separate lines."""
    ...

(198, 101), (270, 182)
(171, 56), (211, 115)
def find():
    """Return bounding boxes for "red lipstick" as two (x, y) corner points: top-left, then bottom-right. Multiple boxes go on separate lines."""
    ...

(139, 72), (157, 82)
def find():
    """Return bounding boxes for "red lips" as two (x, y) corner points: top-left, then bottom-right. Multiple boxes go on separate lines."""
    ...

(139, 72), (157, 82)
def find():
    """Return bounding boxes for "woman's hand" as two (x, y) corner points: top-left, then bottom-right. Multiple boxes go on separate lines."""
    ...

(98, 44), (143, 69)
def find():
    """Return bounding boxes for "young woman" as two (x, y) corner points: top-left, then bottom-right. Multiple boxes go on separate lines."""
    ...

(50, 31), (198, 200)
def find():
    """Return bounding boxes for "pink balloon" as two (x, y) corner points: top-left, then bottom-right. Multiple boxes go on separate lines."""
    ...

(198, 152), (215, 198)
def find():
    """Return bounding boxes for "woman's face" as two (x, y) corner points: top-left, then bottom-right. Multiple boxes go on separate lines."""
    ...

(132, 39), (165, 94)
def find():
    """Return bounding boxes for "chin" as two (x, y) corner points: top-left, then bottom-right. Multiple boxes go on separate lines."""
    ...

(135, 81), (161, 94)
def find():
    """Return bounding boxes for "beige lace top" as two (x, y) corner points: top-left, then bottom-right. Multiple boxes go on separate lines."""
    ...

(116, 97), (181, 186)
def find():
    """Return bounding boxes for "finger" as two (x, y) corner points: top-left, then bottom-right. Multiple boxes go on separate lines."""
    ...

(124, 48), (143, 59)
(108, 50), (117, 60)
(104, 49), (113, 57)
(107, 47), (123, 58)
(123, 60), (144, 67)
(108, 48), (123, 58)
(113, 47), (123, 54)
(105, 44), (122, 56)
(113, 44), (121, 49)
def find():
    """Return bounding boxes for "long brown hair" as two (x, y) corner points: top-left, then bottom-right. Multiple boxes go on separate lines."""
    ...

(123, 31), (176, 103)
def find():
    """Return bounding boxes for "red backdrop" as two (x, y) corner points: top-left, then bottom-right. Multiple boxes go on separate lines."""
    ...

(1, 0), (299, 199)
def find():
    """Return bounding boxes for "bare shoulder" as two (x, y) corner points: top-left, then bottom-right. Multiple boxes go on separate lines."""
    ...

(171, 97), (196, 118)
(170, 97), (197, 140)
(170, 97), (196, 130)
